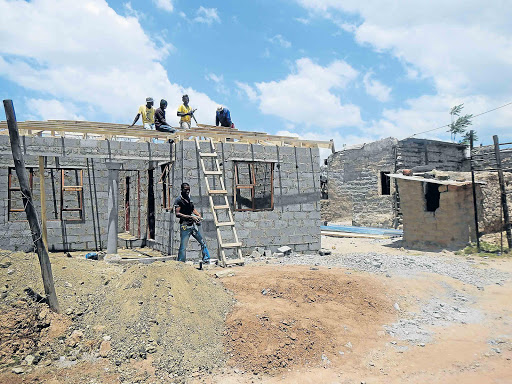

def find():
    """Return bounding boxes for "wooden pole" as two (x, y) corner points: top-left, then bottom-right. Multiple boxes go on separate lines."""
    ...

(469, 131), (480, 251)
(3, 100), (60, 312)
(493, 135), (512, 251)
(39, 156), (48, 250)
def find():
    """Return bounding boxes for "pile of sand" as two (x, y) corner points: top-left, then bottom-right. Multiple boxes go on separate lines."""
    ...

(0, 251), (233, 382)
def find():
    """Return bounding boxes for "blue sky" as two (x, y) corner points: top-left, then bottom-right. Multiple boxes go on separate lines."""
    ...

(1, 0), (511, 157)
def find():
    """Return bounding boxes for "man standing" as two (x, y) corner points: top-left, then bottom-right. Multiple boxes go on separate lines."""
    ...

(175, 183), (210, 264)
(131, 97), (155, 129)
(216, 105), (233, 127)
(154, 99), (176, 133)
(177, 94), (196, 129)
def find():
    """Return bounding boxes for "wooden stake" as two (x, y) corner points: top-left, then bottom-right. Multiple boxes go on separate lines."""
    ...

(3, 100), (60, 312)
(39, 156), (48, 250)
(493, 135), (512, 250)
(469, 131), (480, 251)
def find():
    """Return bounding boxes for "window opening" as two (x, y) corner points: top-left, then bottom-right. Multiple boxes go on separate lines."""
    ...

(125, 176), (130, 232)
(425, 182), (440, 212)
(380, 171), (391, 195)
(60, 169), (84, 221)
(8, 167), (33, 221)
(147, 169), (155, 239)
(159, 163), (173, 211)
(234, 162), (274, 211)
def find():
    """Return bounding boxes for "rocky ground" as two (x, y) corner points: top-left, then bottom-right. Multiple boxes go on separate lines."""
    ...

(1, 236), (512, 383)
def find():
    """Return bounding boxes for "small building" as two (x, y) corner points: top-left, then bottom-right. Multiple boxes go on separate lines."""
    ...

(325, 137), (468, 228)
(388, 173), (482, 247)
(0, 120), (331, 260)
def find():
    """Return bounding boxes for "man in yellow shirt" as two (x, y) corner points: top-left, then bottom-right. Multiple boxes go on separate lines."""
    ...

(176, 94), (196, 129)
(131, 97), (155, 129)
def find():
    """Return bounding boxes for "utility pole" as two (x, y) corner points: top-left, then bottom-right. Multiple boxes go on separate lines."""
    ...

(3, 99), (60, 312)
(493, 135), (512, 251)
(469, 130), (480, 251)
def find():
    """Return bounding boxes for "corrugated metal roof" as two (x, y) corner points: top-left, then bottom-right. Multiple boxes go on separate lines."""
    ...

(388, 173), (485, 186)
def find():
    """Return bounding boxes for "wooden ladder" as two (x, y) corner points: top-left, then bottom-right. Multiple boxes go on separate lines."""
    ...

(195, 138), (244, 267)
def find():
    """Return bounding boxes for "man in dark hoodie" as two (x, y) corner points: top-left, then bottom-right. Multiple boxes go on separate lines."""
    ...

(174, 183), (210, 263)
(154, 99), (176, 133)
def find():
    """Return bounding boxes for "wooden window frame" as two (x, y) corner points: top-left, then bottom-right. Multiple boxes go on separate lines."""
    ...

(60, 169), (84, 221)
(8, 167), (33, 221)
(159, 163), (173, 211)
(234, 161), (274, 212)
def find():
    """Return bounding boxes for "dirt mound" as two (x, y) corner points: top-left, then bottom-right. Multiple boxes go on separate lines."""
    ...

(0, 300), (70, 370)
(0, 251), (233, 382)
(221, 266), (395, 375)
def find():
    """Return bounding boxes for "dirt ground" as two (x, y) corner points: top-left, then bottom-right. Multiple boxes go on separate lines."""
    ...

(1, 236), (512, 384)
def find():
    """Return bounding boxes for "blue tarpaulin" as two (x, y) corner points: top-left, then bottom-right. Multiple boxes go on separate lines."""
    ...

(321, 225), (403, 236)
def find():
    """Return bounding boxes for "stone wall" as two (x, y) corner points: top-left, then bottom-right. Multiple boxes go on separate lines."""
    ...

(325, 137), (468, 228)
(398, 179), (478, 247)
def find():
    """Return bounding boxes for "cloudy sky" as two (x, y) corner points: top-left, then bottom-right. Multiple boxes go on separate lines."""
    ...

(1, 0), (511, 153)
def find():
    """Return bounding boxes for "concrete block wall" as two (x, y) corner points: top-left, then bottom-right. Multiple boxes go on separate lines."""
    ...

(152, 140), (322, 259)
(326, 137), (397, 227)
(0, 134), (172, 252)
(398, 179), (477, 247)
(397, 139), (468, 171)
(326, 137), (468, 228)
(471, 144), (512, 171)
(0, 156), (109, 251)
(0, 135), (321, 257)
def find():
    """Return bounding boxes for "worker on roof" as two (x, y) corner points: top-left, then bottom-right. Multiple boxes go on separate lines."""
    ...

(155, 99), (176, 133)
(130, 97), (155, 129)
(216, 105), (233, 128)
(177, 94), (196, 129)
(175, 182), (210, 265)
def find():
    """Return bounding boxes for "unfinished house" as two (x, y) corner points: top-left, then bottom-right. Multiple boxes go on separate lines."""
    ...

(388, 173), (481, 247)
(325, 137), (468, 228)
(0, 120), (330, 264)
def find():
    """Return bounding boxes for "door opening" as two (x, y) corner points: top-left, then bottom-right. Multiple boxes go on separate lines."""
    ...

(147, 170), (155, 239)
(125, 176), (130, 232)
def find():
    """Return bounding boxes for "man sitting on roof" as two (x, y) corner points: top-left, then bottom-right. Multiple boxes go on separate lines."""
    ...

(155, 99), (176, 133)
(216, 105), (233, 128)
(177, 94), (196, 129)
(131, 97), (155, 130)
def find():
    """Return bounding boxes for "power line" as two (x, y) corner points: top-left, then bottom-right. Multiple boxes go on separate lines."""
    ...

(405, 101), (512, 139)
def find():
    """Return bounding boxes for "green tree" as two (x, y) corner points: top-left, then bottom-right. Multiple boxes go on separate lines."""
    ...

(448, 103), (473, 142)
(459, 130), (479, 146)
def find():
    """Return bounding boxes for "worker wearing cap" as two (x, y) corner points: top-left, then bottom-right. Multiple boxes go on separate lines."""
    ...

(216, 105), (233, 128)
(131, 97), (155, 129)
(177, 94), (196, 129)
(155, 99), (176, 133)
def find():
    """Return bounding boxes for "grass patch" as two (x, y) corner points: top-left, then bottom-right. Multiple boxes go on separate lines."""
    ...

(457, 241), (510, 257)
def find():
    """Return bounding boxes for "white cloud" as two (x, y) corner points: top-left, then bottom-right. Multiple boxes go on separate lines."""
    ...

(268, 34), (292, 49)
(153, 0), (173, 12)
(123, 2), (145, 19)
(28, 99), (85, 121)
(235, 81), (258, 102)
(295, 0), (512, 144)
(205, 73), (229, 95)
(295, 17), (311, 25)
(0, 0), (218, 126)
(364, 94), (512, 144)
(296, 1), (512, 98)
(205, 73), (223, 84)
(252, 58), (362, 129)
(363, 72), (391, 102)
(194, 7), (220, 25)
